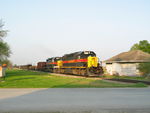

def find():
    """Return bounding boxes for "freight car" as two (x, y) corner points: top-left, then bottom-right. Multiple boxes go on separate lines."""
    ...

(37, 62), (46, 71)
(46, 51), (103, 76)
(29, 65), (37, 70)
(19, 64), (32, 70)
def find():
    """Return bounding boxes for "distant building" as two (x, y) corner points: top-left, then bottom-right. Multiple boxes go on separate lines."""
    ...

(104, 50), (150, 76)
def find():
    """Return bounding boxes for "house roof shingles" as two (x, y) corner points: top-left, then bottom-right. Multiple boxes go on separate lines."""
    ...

(105, 50), (150, 63)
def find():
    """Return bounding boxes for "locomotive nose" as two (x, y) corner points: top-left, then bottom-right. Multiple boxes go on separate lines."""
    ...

(87, 56), (98, 68)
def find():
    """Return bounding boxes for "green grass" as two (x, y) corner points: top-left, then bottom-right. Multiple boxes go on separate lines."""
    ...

(0, 69), (148, 88)
(102, 74), (150, 81)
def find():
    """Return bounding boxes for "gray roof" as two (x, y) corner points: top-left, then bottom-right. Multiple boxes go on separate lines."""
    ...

(105, 50), (150, 63)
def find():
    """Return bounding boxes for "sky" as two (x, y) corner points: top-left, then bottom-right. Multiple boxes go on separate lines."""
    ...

(0, 0), (150, 65)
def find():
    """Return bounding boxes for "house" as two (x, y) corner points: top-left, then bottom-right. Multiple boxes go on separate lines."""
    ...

(104, 50), (150, 76)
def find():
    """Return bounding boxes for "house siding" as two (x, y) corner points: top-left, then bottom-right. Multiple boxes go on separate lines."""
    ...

(106, 63), (141, 76)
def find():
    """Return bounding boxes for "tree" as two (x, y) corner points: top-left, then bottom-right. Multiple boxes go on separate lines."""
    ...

(130, 40), (150, 54)
(131, 40), (150, 77)
(0, 20), (11, 64)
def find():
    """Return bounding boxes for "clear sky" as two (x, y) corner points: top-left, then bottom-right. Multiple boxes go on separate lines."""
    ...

(0, 0), (150, 65)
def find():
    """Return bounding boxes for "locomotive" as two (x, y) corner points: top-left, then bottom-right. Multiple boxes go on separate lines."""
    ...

(45, 51), (103, 76)
(46, 57), (61, 72)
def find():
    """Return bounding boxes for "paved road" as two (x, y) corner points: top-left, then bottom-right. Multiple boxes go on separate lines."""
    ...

(0, 88), (46, 99)
(0, 88), (150, 113)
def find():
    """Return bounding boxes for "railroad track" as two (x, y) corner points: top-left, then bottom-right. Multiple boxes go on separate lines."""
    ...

(50, 73), (102, 80)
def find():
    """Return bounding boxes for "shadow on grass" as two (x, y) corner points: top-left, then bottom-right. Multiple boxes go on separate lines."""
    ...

(89, 80), (148, 88)
(52, 79), (148, 88)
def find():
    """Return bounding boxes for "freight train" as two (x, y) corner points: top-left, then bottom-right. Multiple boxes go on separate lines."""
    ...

(19, 51), (103, 76)
(45, 51), (103, 76)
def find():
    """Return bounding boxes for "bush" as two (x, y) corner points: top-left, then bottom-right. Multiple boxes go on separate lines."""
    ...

(138, 62), (150, 77)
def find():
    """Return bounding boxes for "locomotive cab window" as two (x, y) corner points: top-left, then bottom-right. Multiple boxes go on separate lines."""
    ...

(78, 56), (80, 59)
(52, 59), (54, 62)
(84, 51), (90, 54)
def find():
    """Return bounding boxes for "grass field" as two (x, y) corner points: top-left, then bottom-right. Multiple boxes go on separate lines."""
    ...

(102, 74), (150, 81)
(0, 69), (148, 88)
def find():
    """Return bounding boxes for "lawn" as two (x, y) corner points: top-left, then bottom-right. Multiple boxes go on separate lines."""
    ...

(0, 69), (148, 88)
(102, 74), (150, 81)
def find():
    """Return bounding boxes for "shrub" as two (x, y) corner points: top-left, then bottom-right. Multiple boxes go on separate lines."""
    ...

(138, 62), (150, 77)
